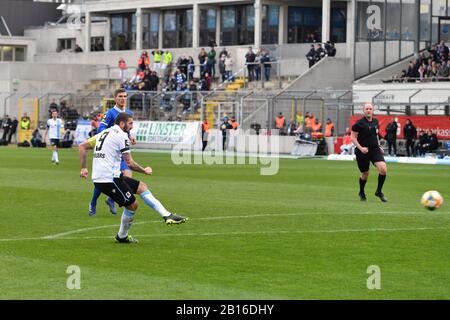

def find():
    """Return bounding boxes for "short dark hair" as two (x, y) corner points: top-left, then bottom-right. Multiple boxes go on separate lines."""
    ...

(115, 112), (132, 125)
(114, 88), (127, 97)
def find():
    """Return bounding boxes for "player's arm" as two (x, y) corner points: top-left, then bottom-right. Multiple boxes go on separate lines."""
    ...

(122, 152), (152, 175)
(78, 136), (96, 179)
(97, 112), (112, 133)
(43, 123), (49, 142)
(350, 130), (368, 154)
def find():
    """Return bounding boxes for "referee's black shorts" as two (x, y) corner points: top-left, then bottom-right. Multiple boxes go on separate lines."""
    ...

(355, 147), (385, 172)
(94, 176), (140, 207)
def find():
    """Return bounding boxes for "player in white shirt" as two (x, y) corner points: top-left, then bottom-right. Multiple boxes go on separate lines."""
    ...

(44, 110), (63, 165)
(79, 112), (187, 244)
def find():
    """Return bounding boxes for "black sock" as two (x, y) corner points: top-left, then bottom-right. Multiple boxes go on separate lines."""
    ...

(377, 174), (386, 194)
(359, 178), (367, 194)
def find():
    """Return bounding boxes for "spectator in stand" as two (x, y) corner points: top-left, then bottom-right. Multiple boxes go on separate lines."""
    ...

(438, 40), (449, 62)
(229, 116), (239, 129)
(250, 121), (261, 135)
(175, 67), (187, 91)
(138, 51), (150, 71)
(245, 47), (256, 81)
(306, 44), (317, 68)
(2, 115), (11, 141)
(148, 71), (160, 91)
(403, 119), (417, 157)
(118, 58), (127, 83)
(295, 111), (304, 128)
(74, 44), (83, 53)
(254, 49), (261, 81)
(224, 53), (234, 82)
(406, 60), (420, 82)
(219, 48), (228, 82)
(286, 120), (297, 136)
(20, 113), (31, 130)
(385, 117), (398, 156)
(198, 48), (208, 77)
(437, 61), (449, 80)
(141, 68), (152, 91)
(220, 116), (233, 150)
(201, 72), (212, 91)
(187, 56), (195, 81)
(275, 112), (286, 136)
(418, 64), (426, 82)
(201, 118), (210, 151)
(260, 49), (271, 81)
(417, 130), (428, 156)
(207, 46), (217, 78)
(306, 33), (316, 43)
(324, 118), (335, 137)
(311, 118), (322, 133)
(324, 41), (337, 57)
(31, 128), (44, 147)
(426, 129), (439, 153)
(340, 130), (354, 155)
(8, 117), (18, 144)
(151, 49), (163, 76)
(315, 43), (326, 63)
(162, 51), (173, 80)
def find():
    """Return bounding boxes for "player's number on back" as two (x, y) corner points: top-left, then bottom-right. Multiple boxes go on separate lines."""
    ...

(95, 131), (110, 151)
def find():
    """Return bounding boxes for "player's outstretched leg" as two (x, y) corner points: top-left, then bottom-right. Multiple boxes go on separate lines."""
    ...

(138, 186), (187, 225)
(115, 205), (139, 244)
(88, 187), (102, 216)
(374, 162), (388, 202)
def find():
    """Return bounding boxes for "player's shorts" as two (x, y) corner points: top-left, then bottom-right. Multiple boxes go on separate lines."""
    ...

(120, 158), (130, 171)
(94, 176), (140, 207)
(355, 147), (385, 172)
(50, 139), (60, 146)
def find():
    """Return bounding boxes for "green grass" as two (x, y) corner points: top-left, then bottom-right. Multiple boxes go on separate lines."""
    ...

(0, 147), (449, 299)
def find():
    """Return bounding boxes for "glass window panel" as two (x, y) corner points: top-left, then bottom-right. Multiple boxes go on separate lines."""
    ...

(3, 46), (13, 61)
(222, 7), (235, 29)
(14, 47), (25, 61)
(150, 13), (159, 32)
(401, 0), (415, 41)
(268, 6), (279, 27)
(186, 9), (193, 31)
(164, 11), (176, 31)
(330, 6), (346, 43)
(420, 0), (431, 41)
(288, 7), (302, 26)
(432, 0), (446, 16)
(386, 0), (400, 40)
(207, 9), (216, 29)
(246, 5), (255, 28)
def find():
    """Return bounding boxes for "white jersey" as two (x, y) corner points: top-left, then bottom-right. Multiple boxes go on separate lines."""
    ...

(46, 118), (63, 139)
(91, 125), (131, 183)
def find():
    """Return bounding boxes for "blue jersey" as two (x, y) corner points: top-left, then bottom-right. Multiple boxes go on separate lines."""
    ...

(98, 106), (133, 133)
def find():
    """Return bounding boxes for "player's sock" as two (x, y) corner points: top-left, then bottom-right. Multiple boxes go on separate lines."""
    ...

(359, 178), (367, 194)
(140, 190), (171, 218)
(118, 208), (135, 239)
(51, 151), (56, 162)
(376, 174), (386, 194)
(54, 151), (59, 163)
(90, 187), (102, 207)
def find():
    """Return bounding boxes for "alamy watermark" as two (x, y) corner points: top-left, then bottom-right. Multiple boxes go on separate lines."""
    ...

(366, 265), (381, 290)
(66, 265), (81, 290)
(171, 131), (280, 175)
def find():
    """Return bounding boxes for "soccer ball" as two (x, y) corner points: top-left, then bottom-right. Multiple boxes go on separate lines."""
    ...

(421, 191), (444, 211)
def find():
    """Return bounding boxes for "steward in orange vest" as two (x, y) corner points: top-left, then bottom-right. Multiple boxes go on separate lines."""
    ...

(324, 118), (335, 137)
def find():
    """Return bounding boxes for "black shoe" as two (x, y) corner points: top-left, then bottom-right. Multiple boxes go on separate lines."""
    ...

(114, 234), (139, 244)
(164, 213), (188, 225)
(359, 192), (367, 202)
(375, 192), (388, 202)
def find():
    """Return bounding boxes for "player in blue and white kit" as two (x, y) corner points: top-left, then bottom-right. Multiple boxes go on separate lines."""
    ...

(44, 110), (63, 165)
(89, 89), (134, 216)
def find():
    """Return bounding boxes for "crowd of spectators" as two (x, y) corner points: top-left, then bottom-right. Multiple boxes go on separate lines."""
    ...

(389, 41), (450, 83)
(306, 41), (337, 68)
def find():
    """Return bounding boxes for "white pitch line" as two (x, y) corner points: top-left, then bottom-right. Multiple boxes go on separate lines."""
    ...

(0, 211), (447, 242)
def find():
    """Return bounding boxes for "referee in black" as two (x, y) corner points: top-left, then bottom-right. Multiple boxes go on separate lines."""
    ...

(351, 103), (388, 202)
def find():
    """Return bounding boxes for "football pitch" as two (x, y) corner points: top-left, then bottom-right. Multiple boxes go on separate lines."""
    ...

(0, 147), (449, 300)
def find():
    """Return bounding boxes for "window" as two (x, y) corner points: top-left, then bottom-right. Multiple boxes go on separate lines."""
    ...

(420, 0), (431, 41)
(111, 13), (136, 51)
(221, 5), (254, 46)
(57, 38), (75, 51)
(330, 4), (346, 43)
(15, 47), (25, 61)
(262, 5), (279, 44)
(163, 9), (193, 48)
(91, 37), (104, 51)
(143, 13), (159, 49)
(200, 9), (216, 46)
(288, 7), (321, 43)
